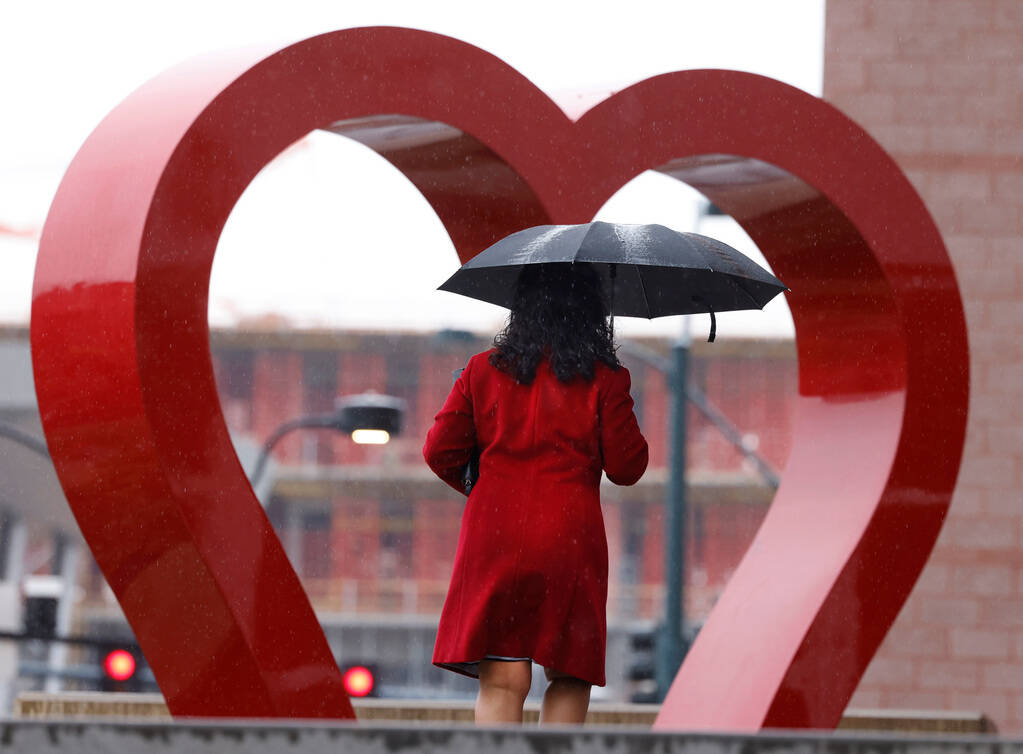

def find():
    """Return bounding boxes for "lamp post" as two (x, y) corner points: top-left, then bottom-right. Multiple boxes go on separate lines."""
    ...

(249, 393), (406, 486)
(617, 339), (780, 700)
(657, 335), (690, 698)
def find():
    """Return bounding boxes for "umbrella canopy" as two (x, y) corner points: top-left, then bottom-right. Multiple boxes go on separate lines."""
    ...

(438, 222), (787, 340)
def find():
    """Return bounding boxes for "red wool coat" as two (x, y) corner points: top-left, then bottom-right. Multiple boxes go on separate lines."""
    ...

(423, 350), (648, 686)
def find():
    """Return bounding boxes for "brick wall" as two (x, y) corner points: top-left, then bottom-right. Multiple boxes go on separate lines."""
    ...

(213, 333), (797, 480)
(211, 333), (792, 623)
(825, 0), (1023, 730)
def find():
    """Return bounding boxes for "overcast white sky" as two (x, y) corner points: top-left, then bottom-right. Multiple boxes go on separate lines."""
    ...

(0, 0), (824, 338)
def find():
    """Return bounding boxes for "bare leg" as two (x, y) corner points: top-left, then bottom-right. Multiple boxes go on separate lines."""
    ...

(475, 659), (532, 724)
(540, 667), (591, 724)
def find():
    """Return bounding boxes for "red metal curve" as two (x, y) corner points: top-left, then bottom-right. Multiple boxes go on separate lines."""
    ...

(31, 28), (968, 725)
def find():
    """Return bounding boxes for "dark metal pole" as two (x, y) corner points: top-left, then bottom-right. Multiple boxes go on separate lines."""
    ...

(0, 422), (50, 458)
(657, 338), (689, 699)
(250, 417), (312, 487)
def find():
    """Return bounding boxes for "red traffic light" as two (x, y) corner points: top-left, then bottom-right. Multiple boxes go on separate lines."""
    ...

(342, 665), (374, 697)
(103, 649), (136, 682)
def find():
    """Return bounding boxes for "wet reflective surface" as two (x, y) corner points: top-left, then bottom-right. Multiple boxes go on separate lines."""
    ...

(31, 28), (967, 726)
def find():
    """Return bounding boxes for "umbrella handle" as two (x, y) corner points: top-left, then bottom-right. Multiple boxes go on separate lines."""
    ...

(609, 263), (617, 341)
(692, 296), (716, 343)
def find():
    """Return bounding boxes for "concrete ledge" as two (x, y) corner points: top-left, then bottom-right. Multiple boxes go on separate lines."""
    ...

(839, 708), (997, 734)
(13, 692), (997, 733)
(0, 718), (1012, 754)
(14, 693), (655, 725)
(16, 692), (169, 721)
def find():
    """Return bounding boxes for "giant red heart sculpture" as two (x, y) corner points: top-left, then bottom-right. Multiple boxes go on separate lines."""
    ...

(31, 27), (968, 728)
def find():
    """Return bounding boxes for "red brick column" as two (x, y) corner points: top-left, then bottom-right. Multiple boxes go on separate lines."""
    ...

(251, 350), (303, 462)
(331, 497), (381, 610)
(825, 0), (1023, 730)
(412, 499), (462, 613)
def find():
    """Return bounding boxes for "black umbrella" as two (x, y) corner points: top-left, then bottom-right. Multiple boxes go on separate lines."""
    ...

(438, 221), (787, 341)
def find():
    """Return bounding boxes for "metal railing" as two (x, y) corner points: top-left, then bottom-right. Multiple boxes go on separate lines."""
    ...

(292, 579), (718, 622)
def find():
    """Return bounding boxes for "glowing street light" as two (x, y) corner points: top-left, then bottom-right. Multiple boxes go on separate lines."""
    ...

(351, 429), (390, 445)
(250, 393), (406, 485)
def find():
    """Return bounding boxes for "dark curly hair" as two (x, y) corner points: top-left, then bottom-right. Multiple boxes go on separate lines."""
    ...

(490, 262), (620, 384)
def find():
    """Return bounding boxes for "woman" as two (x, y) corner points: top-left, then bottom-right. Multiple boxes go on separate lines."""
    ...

(423, 262), (649, 724)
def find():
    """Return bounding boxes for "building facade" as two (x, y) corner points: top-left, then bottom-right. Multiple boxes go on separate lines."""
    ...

(191, 329), (793, 698)
(826, 0), (1023, 731)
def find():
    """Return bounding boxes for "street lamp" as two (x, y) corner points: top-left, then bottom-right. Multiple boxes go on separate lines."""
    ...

(249, 393), (406, 486)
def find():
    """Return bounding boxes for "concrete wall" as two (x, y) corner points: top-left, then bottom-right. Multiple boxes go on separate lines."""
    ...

(824, 0), (1023, 730)
(0, 720), (1012, 754)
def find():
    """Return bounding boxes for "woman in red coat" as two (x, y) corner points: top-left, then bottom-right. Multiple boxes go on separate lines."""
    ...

(423, 263), (648, 724)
